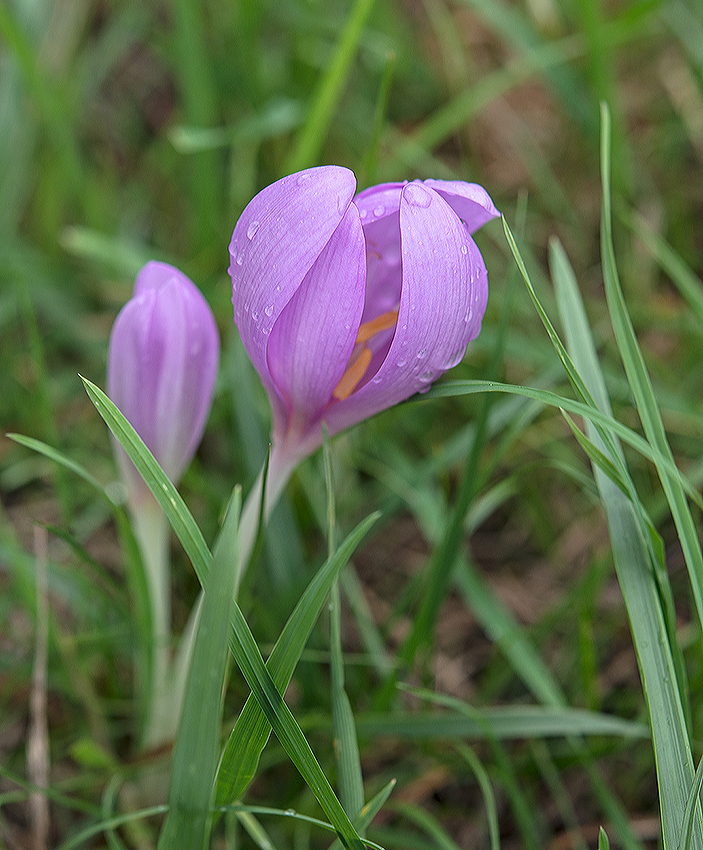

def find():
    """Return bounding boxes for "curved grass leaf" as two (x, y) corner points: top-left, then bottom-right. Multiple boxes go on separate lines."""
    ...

(81, 377), (369, 850)
(426, 379), (702, 510)
(157, 489), (242, 850)
(215, 511), (379, 807)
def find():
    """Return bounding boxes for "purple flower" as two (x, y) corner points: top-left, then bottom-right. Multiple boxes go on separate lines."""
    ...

(107, 261), (220, 505)
(229, 166), (498, 472)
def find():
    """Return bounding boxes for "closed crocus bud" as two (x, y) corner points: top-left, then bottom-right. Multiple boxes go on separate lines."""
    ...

(228, 166), (498, 484)
(107, 261), (220, 506)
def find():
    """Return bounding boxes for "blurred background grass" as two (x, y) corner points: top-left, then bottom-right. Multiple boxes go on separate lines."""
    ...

(1, 0), (703, 847)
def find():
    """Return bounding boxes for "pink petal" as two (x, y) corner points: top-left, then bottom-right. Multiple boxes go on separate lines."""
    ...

(267, 203), (366, 437)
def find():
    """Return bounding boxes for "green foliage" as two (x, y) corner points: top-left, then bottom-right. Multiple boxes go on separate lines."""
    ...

(3, 0), (703, 847)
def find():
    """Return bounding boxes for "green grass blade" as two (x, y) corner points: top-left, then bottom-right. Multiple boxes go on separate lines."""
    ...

(599, 103), (703, 640)
(7, 433), (109, 499)
(681, 756), (703, 850)
(349, 705), (648, 740)
(81, 377), (368, 850)
(284, 0), (376, 173)
(214, 512), (378, 808)
(425, 379), (703, 510)
(81, 377), (213, 573)
(157, 489), (242, 850)
(454, 743), (500, 850)
(225, 603), (365, 850)
(547, 129), (701, 847)
(324, 436), (365, 821)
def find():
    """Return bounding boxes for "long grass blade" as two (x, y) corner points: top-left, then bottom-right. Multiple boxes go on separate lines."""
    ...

(157, 489), (242, 850)
(81, 377), (370, 850)
(215, 513), (379, 807)
(548, 130), (701, 847)
(284, 0), (376, 173)
(600, 103), (703, 642)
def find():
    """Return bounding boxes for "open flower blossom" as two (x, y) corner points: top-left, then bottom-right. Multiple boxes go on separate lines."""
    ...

(229, 166), (498, 485)
(107, 261), (220, 506)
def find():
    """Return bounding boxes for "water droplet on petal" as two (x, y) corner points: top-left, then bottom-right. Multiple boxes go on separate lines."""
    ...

(416, 348), (427, 360)
(359, 208), (368, 219)
(296, 173), (310, 186)
(372, 374), (383, 384)
(396, 356), (407, 367)
(251, 310), (259, 322)
(373, 204), (385, 217)
(404, 183), (432, 208)
(419, 370), (434, 383)
(264, 304), (274, 317)
(443, 347), (465, 369)
(236, 254), (244, 266)
(247, 220), (260, 240)
(461, 244), (468, 255)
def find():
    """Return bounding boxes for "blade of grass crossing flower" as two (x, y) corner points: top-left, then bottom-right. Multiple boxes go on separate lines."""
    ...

(548, 217), (701, 848)
(600, 102), (703, 640)
(324, 432), (365, 820)
(284, 0), (376, 173)
(81, 377), (212, 577)
(81, 377), (368, 849)
(157, 488), (242, 850)
(214, 512), (378, 807)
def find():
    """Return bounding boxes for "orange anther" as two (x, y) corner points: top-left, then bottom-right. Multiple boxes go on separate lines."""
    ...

(355, 309), (399, 344)
(333, 346), (373, 401)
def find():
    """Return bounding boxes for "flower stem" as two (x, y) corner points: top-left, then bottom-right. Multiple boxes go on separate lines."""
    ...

(131, 500), (172, 749)
(235, 444), (297, 597)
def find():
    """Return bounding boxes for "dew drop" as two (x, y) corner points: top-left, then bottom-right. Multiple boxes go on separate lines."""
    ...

(419, 370), (434, 383)
(275, 284), (281, 292)
(373, 204), (385, 218)
(359, 208), (368, 219)
(404, 183), (432, 208)
(236, 254), (244, 266)
(264, 304), (274, 317)
(461, 244), (468, 255)
(246, 220), (260, 240)
(296, 173), (310, 186)
(416, 347), (427, 360)
(464, 308), (471, 324)
(371, 374), (383, 384)
(244, 302), (250, 314)
(396, 356), (407, 367)
(443, 347), (465, 369)
(251, 310), (259, 321)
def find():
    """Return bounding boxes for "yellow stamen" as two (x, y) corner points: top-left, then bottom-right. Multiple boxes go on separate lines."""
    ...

(333, 346), (373, 401)
(355, 309), (399, 344)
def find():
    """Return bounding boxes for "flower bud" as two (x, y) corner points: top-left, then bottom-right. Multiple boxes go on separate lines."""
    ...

(107, 261), (219, 505)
